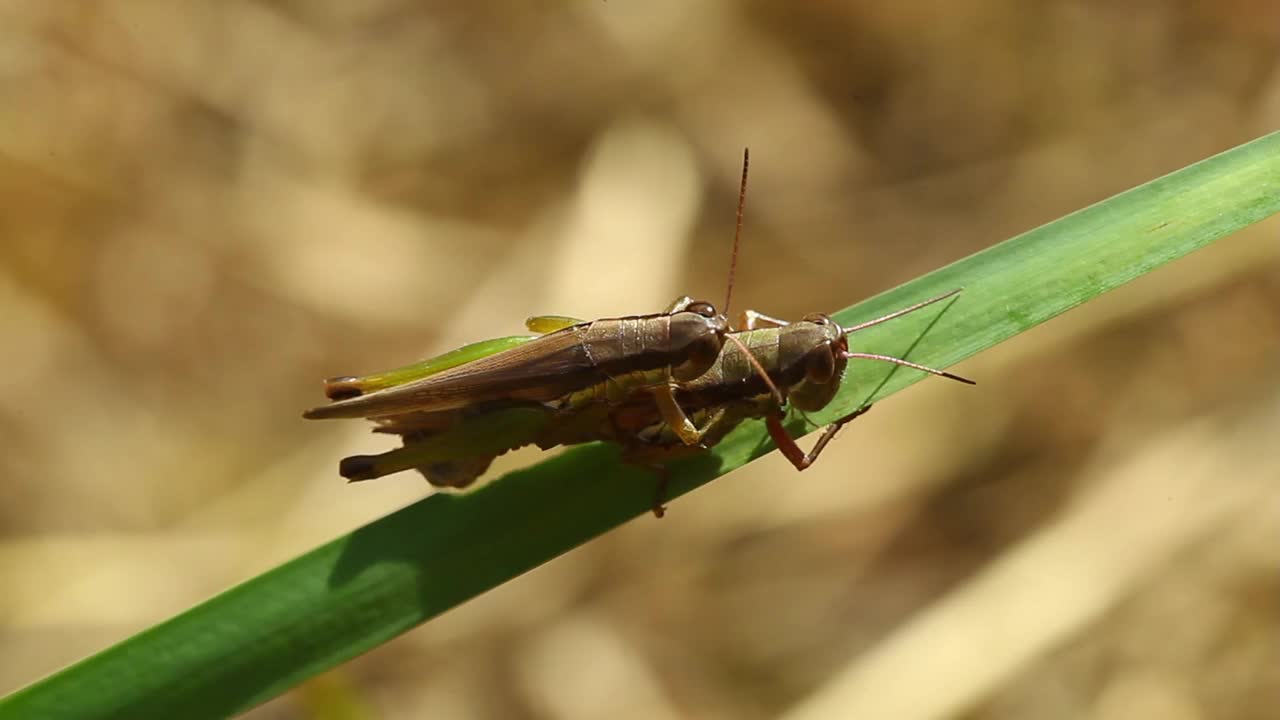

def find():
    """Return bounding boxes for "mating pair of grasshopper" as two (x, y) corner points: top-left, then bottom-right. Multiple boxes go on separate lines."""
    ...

(303, 151), (974, 515)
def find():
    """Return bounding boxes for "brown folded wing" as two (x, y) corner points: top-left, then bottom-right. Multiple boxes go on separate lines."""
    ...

(302, 327), (597, 420)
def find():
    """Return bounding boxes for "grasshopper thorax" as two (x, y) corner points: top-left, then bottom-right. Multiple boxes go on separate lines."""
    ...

(668, 301), (730, 381)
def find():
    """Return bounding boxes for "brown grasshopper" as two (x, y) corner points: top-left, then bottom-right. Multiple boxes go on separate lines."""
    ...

(344, 288), (973, 513)
(303, 150), (761, 485)
(610, 290), (973, 469)
(306, 150), (974, 514)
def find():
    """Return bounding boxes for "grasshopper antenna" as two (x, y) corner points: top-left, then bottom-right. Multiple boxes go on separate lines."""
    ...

(841, 352), (975, 385)
(841, 288), (964, 334)
(719, 148), (784, 405)
(841, 288), (976, 385)
(723, 147), (749, 320)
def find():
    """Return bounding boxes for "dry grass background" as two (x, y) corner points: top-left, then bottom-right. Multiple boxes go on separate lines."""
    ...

(2, 2), (1280, 718)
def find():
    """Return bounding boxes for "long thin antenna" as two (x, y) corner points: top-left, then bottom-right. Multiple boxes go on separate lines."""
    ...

(841, 352), (975, 385)
(718, 149), (784, 407)
(840, 287), (974, 385)
(723, 147), (749, 319)
(842, 287), (963, 335)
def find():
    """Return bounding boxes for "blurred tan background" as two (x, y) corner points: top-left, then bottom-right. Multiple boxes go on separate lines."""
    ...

(3, 2), (1280, 718)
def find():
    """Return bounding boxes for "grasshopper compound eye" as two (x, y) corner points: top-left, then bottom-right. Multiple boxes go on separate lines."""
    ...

(800, 312), (835, 326)
(803, 344), (838, 384)
(687, 301), (718, 319)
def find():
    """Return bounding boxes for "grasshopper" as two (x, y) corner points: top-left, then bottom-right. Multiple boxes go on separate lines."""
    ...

(336, 288), (973, 515)
(303, 295), (729, 419)
(306, 150), (974, 513)
(304, 150), (761, 485)
(302, 295), (734, 482)
(609, 289), (975, 474)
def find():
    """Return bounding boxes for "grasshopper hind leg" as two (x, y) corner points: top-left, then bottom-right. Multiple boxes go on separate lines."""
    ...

(339, 448), (494, 488)
(416, 456), (495, 488)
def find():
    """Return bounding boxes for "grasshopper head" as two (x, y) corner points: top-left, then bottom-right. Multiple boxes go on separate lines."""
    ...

(782, 313), (848, 412)
(796, 298), (976, 409)
(669, 300), (730, 381)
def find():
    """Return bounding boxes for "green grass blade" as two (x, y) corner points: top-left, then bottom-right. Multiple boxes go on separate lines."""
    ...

(4, 132), (1279, 720)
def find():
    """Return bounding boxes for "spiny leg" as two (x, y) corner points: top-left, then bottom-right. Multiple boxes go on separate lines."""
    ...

(765, 404), (873, 470)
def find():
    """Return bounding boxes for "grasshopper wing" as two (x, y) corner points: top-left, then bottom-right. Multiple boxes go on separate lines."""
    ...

(320, 335), (539, 401)
(303, 325), (598, 420)
(525, 315), (583, 333)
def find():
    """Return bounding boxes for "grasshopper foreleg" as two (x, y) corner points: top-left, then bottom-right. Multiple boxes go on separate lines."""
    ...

(765, 404), (873, 470)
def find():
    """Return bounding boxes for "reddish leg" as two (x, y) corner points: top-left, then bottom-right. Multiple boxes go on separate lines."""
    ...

(765, 405), (873, 470)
